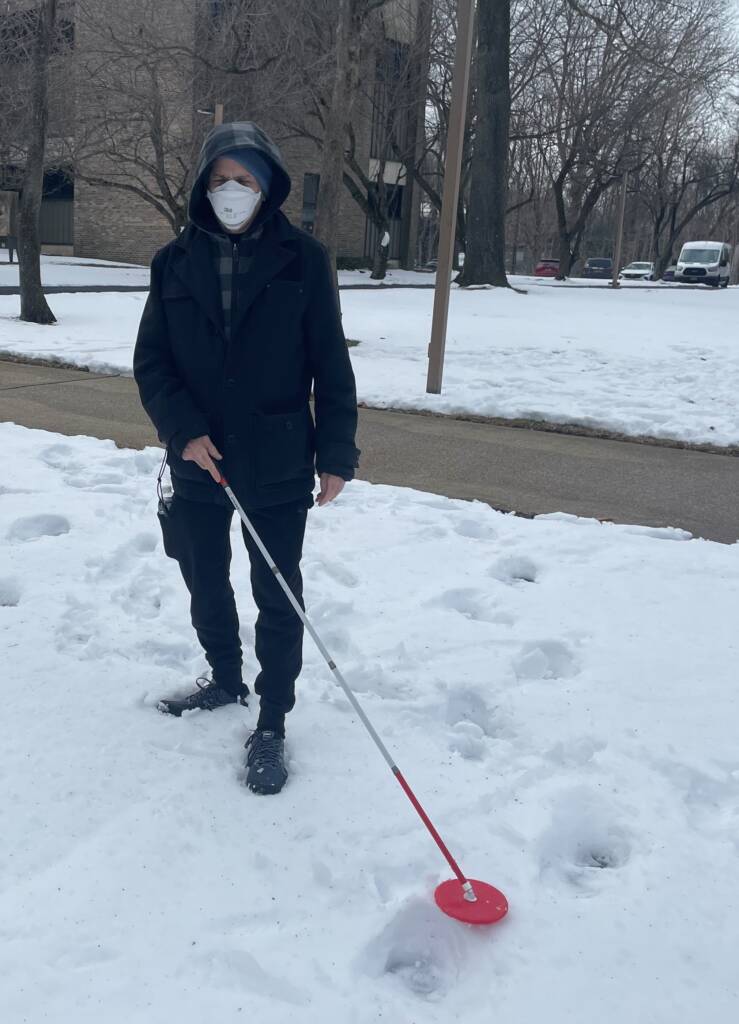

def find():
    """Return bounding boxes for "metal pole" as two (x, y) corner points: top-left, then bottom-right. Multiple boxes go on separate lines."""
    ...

(214, 103), (224, 127)
(611, 171), (628, 289)
(219, 475), (478, 903)
(426, 0), (475, 394)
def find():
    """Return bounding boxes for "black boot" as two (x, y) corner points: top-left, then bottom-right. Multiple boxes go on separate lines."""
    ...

(244, 730), (288, 795)
(157, 677), (249, 717)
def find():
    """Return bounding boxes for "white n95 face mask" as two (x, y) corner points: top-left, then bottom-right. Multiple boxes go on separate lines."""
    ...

(207, 179), (262, 229)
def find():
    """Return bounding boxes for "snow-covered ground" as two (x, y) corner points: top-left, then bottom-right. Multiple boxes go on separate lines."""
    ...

(1, 423), (737, 1023)
(345, 284), (739, 446)
(0, 252), (150, 288)
(0, 251), (432, 289)
(1, 282), (737, 445)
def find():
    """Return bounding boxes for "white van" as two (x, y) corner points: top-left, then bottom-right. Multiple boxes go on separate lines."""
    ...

(675, 241), (732, 287)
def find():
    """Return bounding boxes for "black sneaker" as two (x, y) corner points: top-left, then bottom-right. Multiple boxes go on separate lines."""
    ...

(244, 730), (288, 795)
(157, 677), (249, 717)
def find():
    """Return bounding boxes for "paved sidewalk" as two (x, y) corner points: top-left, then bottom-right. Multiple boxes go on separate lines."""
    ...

(1, 358), (737, 543)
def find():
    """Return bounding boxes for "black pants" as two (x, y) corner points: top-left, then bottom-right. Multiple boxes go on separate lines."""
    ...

(163, 494), (309, 735)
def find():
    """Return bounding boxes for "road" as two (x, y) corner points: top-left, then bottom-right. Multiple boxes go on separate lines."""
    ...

(1, 358), (737, 543)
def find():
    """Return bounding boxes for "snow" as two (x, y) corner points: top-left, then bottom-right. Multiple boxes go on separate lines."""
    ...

(0, 291), (148, 371)
(2, 281), (737, 445)
(344, 284), (739, 446)
(0, 251), (433, 289)
(0, 251), (150, 288)
(2, 422), (738, 1022)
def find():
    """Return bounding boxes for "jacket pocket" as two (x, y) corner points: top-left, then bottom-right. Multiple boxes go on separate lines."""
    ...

(254, 409), (315, 487)
(161, 281), (192, 301)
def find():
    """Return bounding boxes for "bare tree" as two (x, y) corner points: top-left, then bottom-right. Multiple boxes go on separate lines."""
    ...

(71, 0), (295, 239)
(308, 0), (389, 270)
(457, 0), (511, 287)
(639, 92), (739, 275)
(1, 0), (66, 323)
(341, 14), (430, 278)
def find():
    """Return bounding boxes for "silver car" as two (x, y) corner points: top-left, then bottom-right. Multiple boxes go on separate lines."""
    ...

(618, 261), (655, 282)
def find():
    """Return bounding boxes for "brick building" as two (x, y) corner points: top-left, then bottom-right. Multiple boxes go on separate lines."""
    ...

(1, 0), (425, 267)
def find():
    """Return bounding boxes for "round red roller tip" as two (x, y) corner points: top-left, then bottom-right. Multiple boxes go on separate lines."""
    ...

(434, 879), (508, 925)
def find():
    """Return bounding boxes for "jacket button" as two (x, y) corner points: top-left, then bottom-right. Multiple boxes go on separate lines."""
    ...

(226, 378), (235, 386)
(226, 434), (236, 443)
(286, 420), (293, 430)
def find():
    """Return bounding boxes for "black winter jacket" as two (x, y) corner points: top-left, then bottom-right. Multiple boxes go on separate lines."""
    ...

(134, 122), (360, 509)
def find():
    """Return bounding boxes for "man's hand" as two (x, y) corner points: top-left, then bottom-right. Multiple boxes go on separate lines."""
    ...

(182, 435), (223, 483)
(317, 473), (345, 507)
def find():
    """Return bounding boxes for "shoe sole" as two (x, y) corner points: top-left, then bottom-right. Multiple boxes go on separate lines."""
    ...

(247, 780), (287, 795)
(156, 699), (244, 716)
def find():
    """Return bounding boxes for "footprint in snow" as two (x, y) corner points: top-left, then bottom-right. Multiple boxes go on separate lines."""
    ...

(6, 514), (70, 542)
(453, 517), (496, 541)
(0, 577), (22, 607)
(87, 532), (159, 578)
(54, 598), (96, 652)
(513, 640), (580, 681)
(345, 661), (413, 700)
(430, 588), (513, 625)
(489, 554), (539, 585)
(136, 637), (194, 667)
(185, 948), (305, 1004)
(310, 596), (354, 623)
(448, 721), (487, 761)
(446, 687), (496, 737)
(38, 443), (83, 472)
(64, 471), (134, 495)
(111, 568), (167, 617)
(315, 558), (360, 589)
(545, 736), (607, 768)
(104, 451), (162, 477)
(538, 786), (632, 891)
(653, 757), (739, 849)
(359, 898), (471, 997)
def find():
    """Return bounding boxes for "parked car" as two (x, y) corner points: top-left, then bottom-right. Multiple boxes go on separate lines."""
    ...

(581, 257), (613, 279)
(662, 265), (676, 282)
(534, 258), (560, 278)
(618, 261), (655, 282)
(674, 240), (732, 287)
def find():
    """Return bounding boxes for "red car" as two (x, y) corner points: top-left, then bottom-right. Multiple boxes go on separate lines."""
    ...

(534, 258), (560, 278)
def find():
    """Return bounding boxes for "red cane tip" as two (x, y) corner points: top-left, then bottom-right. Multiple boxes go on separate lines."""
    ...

(219, 475), (228, 487)
(435, 879), (508, 925)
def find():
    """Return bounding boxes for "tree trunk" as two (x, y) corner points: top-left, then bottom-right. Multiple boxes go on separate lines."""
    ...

(553, 180), (573, 278)
(371, 226), (390, 279)
(398, 0), (433, 270)
(457, 0), (510, 288)
(18, 0), (57, 325)
(313, 0), (363, 274)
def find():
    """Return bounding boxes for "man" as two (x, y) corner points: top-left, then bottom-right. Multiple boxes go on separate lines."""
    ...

(134, 122), (359, 795)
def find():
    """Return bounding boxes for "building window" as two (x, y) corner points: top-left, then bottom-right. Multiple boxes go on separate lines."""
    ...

(301, 173), (320, 234)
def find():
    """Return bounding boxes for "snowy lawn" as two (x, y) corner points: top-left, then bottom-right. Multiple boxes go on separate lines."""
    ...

(1, 282), (737, 445)
(1, 423), (738, 1023)
(0, 251), (432, 289)
(0, 252), (150, 288)
(344, 283), (739, 446)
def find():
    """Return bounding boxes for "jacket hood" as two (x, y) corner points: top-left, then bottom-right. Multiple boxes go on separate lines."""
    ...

(188, 122), (291, 236)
